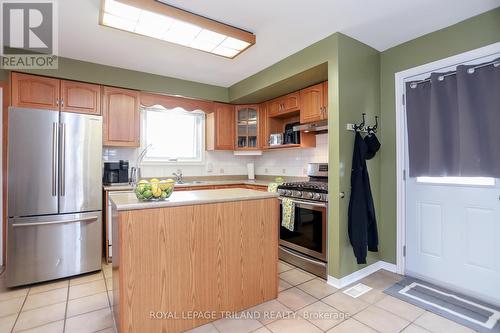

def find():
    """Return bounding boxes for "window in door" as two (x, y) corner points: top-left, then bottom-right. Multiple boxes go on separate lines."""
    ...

(141, 106), (204, 163)
(416, 177), (495, 186)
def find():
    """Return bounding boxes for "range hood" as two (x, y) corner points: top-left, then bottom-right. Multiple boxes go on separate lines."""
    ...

(293, 120), (328, 133)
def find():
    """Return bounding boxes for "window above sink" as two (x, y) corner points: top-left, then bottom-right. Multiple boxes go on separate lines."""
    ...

(141, 105), (205, 164)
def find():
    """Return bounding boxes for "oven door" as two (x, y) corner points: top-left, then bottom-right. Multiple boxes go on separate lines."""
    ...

(279, 197), (327, 261)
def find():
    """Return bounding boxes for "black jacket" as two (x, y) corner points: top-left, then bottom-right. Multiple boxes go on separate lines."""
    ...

(348, 133), (380, 264)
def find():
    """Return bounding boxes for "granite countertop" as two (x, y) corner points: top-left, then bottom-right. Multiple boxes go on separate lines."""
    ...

(109, 188), (279, 211)
(103, 179), (271, 191)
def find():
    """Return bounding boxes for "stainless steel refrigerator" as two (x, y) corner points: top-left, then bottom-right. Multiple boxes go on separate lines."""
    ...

(7, 107), (103, 287)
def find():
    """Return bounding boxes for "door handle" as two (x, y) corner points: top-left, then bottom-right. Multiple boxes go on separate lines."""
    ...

(52, 122), (58, 196)
(60, 123), (66, 196)
(12, 216), (98, 227)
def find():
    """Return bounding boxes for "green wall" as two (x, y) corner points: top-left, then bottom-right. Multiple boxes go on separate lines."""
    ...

(378, 8), (500, 264)
(0, 57), (228, 102)
(227, 33), (381, 278)
(336, 34), (381, 277)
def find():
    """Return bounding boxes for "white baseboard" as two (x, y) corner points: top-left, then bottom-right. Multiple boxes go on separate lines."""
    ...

(327, 261), (397, 289)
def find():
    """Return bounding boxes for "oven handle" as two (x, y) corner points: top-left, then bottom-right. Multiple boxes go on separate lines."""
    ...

(280, 246), (327, 266)
(278, 197), (327, 208)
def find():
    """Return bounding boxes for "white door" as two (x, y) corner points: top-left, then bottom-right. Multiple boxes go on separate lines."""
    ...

(406, 165), (500, 306)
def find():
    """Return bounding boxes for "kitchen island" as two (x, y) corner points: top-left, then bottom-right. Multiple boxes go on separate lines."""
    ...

(109, 189), (279, 333)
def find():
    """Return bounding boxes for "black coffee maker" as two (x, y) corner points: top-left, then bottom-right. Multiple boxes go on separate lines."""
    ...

(103, 160), (129, 185)
(284, 122), (300, 145)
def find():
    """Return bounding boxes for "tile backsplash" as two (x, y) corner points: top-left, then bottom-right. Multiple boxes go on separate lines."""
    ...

(103, 133), (328, 178)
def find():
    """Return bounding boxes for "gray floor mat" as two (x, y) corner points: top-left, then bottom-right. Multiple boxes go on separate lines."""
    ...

(384, 277), (500, 333)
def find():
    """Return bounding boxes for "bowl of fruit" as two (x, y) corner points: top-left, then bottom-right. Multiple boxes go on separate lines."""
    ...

(134, 178), (175, 201)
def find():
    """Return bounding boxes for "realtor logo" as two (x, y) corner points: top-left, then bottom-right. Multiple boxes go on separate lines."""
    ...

(0, 0), (58, 69)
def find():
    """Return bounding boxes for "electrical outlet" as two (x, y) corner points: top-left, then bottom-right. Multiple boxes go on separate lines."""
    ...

(264, 168), (268, 174)
(303, 168), (307, 175)
(282, 168), (286, 174)
(207, 163), (213, 173)
(219, 168), (224, 174)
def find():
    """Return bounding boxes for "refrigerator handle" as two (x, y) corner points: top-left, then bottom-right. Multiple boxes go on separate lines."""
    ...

(60, 122), (66, 196)
(52, 122), (58, 197)
(12, 216), (99, 227)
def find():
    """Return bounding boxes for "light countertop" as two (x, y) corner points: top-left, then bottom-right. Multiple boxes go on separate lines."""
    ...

(103, 179), (271, 192)
(109, 188), (279, 211)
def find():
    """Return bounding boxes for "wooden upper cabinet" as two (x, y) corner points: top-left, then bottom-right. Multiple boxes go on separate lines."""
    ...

(300, 82), (327, 123)
(235, 105), (259, 150)
(268, 98), (282, 117)
(282, 92), (300, 112)
(267, 92), (300, 117)
(206, 103), (235, 151)
(259, 102), (268, 149)
(61, 80), (101, 115)
(11, 72), (60, 110)
(102, 86), (140, 147)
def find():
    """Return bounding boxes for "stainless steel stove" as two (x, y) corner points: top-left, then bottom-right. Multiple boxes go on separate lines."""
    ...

(277, 163), (328, 278)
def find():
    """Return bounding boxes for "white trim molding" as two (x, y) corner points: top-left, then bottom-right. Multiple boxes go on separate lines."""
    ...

(394, 41), (500, 277)
(326, 261), (397, 289)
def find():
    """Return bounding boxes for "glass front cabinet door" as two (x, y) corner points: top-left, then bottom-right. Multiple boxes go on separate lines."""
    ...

(236, 105), (259, 149)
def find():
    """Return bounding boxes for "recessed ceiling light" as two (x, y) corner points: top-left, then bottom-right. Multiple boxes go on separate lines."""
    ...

(99, 0), (255, 58)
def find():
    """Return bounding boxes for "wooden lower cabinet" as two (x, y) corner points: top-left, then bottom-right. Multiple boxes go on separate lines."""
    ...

(112, 198), (278, 332)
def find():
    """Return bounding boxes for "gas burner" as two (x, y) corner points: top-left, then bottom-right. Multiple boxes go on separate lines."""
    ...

(277, 163), (329, 202)
(277, 181), (328, 202)
(278, 181), (328, 192)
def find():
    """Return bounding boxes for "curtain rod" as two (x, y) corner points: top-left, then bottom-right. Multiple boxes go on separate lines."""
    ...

(409, 59), (500, 88)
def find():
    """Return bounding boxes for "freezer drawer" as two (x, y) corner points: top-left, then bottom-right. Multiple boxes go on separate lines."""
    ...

(6, 212), (102, 287)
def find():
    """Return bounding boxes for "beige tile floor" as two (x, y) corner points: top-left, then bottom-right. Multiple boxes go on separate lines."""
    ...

(0, 260), (477, 333)
(0, 262), (114, 333)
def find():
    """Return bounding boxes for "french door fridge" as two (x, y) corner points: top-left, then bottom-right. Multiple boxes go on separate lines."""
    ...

(7, 107), (103, 287)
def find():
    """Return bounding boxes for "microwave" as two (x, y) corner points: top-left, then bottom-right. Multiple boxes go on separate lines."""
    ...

(269, 133), (283, 146)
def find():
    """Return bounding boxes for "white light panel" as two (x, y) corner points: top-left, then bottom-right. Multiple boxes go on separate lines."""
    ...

(101, 0), (253, 58)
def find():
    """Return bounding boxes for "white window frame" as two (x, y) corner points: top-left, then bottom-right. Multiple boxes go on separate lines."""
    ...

(140, 105), (206, 165)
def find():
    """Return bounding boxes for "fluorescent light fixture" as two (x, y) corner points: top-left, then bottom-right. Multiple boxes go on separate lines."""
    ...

(99, 0), (255, 58)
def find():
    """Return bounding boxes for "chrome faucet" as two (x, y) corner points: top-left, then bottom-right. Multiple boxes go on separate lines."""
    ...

(130, 144), (153, 184)
(172, 169), (184, 184)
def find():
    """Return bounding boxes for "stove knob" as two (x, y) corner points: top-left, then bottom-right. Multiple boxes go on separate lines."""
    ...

(286, 190), (293, 196)
(313, 193), (321, 200)
(303, 192), (313, 199)
(293, 191), (302, 197)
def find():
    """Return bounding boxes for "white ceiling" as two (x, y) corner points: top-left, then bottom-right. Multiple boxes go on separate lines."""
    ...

(60, 0), (500, 87)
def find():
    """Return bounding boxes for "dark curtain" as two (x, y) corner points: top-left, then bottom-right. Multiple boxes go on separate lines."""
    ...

(406, 59), (500, 177)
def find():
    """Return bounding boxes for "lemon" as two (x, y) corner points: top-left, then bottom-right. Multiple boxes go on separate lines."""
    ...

(166, 179), (175, 183)
(153, 188), (162, 198)
(138, 179), (148, 184)
(151, 183), (159, 193)
(150, 178), (160, 183)
(159, 180), (170, 190)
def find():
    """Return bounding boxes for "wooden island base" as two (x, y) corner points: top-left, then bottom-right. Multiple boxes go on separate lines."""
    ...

(112, 197), (279, 333)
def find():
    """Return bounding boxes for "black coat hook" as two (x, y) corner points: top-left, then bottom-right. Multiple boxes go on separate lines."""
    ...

(366, 116), (379, 134)
(353, 113), (366, 131)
